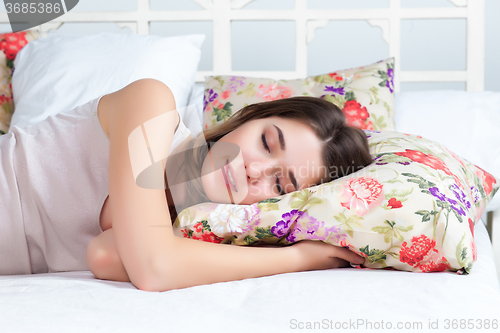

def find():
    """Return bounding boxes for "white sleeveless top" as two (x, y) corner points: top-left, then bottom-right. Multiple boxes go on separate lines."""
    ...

(0, 94), (191, 274)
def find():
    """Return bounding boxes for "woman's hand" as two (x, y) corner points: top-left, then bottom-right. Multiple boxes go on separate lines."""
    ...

(290, 240), (365, 272)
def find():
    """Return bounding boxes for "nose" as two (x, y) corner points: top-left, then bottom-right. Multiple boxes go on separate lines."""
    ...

(245, 158), (278, 186)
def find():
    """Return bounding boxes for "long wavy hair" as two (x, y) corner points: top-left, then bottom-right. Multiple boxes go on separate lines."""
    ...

(166, 96), (373, 224)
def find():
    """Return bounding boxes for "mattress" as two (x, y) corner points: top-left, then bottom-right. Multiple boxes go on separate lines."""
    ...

(0, 218), (498, 333)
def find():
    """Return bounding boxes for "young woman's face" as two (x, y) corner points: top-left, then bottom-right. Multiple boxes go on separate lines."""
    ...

(200, 116), (328, 204)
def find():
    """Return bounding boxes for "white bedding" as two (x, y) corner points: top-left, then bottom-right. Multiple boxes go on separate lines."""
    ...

(1, 219), (498, 333)
(1, 89), (497, 332)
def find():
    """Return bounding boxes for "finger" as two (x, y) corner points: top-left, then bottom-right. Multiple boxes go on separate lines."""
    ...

(331, 246), (365, 265)
(332, 258), (350, 269)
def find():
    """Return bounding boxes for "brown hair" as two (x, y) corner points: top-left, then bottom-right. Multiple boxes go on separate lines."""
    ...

(167, 96), (373, 223)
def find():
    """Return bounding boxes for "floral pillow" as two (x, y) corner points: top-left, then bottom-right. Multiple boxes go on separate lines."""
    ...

(0, 29), (39, 135)
(173, 130), (499, 275)
(203, 57), (395, 132)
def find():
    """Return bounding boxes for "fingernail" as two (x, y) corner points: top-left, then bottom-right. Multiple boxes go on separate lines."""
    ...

(356, 256), (365, 264)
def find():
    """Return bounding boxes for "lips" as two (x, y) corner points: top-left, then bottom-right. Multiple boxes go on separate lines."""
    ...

(223, 159), (237, 192)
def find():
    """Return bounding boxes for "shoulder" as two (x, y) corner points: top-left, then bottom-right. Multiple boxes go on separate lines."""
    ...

(97, 79), (179, 140)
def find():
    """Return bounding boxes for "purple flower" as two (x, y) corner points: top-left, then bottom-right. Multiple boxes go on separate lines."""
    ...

(386, 68), (394, 93)
(471, 186), (481, 204)
(450, 183), (471, 210)
(271, 219), (291, 238)
(271, 209), (304, 239)
(324, 86), (345, 95)
(373, 155), (388, 166)
(362, 129), (381, 139)
(303, 214), (321, 236)
(203, 89), (218, 111)
(228, 76), (245, 92)
(429, 187), (447, 202)
(429, 187), (466, 216)
(373, 154), (406, 165)
(286, 232), (298, 242)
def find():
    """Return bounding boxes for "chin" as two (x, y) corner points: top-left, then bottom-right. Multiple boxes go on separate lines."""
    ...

(201, 179), (250, 205)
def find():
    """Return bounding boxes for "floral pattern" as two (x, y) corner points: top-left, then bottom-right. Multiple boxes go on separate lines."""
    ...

(340, 177), (384, 216)
(203, 58), (396, 132)
(173, 130), (499, 275)
(0, 29), (39, 135)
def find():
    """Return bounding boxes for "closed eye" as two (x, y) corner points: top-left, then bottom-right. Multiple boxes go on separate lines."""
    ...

(262, 133), (284, 195)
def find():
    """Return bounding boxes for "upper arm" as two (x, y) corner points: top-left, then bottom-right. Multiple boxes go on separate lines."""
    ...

(104, 78), (180, 289)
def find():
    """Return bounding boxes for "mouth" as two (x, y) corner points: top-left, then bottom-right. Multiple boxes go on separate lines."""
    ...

(223, 159), (237, 192)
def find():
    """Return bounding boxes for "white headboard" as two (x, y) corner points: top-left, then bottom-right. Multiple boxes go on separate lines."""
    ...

(0, 0), (485, 92)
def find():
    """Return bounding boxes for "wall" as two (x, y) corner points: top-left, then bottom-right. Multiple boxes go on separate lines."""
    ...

(0, 0), (498, 92)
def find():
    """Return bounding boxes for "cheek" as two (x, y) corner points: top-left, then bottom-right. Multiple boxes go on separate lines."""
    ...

(200, 154), (231, 203)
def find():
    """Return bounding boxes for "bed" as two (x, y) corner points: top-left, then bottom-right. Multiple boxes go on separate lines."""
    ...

(0, 0), (499, 332)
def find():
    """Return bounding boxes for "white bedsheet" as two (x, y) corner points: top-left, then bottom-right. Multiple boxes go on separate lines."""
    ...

(0, 220), (498, 333)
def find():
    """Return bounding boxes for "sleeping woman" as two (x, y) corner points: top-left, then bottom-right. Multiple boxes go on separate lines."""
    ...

(0, 78), (371, 291)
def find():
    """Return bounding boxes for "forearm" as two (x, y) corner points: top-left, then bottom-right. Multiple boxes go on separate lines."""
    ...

(147, 237), (297, 292)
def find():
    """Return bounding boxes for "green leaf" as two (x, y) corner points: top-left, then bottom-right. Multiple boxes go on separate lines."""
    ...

(384, 220), (395, 228)
(401, 173), (436, 189)
(306, 197), (324, 206)
(255, 226), (275, 239)
(415, 210), (432, 222)
(335, 213), (363, 238)
(374, 153), (412, 165)
(385, 187), (414, 200)
(436, 200), (449, 210)
(322, 94), (346, 109)
(214, 103), (233, 122)
(393, 229), (404, 242)
(345, 91), (355, 101)
(451, 208), (463, 223)
(201, 220), (212, 232)
(371, 226), (391, 234)
(334, 212), (347, 223)
(396, 225), (414, 232)
(346, 214), (364, 224)
(257, 198), (281, 212)
(242, 235), (258, 245)
(372, 114), (386, 131)
(359, 245), (386, 263)
(6, 58), (13, 70)
(455, 232), (468, 268)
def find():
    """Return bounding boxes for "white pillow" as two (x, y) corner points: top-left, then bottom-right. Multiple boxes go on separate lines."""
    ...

(183, 82), (205, 137)
(9, 32), (205, 130)
(395, 90), (500, 212)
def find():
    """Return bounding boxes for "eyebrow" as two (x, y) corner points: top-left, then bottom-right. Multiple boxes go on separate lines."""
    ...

(273, 124), (299, 191)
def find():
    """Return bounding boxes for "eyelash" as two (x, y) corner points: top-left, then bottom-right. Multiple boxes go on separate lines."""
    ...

(262, 134), (284, 195)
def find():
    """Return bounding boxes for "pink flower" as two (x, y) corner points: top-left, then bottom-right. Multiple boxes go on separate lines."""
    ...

(222, 90), (231, 99)
(475, 166), (497, 196)
(340, 177), (384, 216)
(468, 218), (474, 238)
(255, 84), (294, 101)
